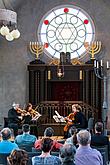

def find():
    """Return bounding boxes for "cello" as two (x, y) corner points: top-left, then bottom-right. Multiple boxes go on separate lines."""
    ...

(64, 112), (77, 132)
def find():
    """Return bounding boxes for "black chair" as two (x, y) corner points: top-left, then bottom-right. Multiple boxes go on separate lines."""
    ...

(101, 152), (108, 165)
(18, 144), (34, 152)
(88, 117), (94, 134)
(4, 117), (9, 127)
(0, 153), (10, 165)
(32, 147), (42, 152)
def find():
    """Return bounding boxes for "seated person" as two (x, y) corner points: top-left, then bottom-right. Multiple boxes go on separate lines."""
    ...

(32, 138), (61, 165)
(64, 104), (88, 138)
(34, 127), (63, 151)
(23, 103), (33, 124)
(91, 121), (109, 161)
(60, 144), (76, 165)
(65, 126), (77, 147)
(15, 124), (37, 146)
(25, 103), (41, 121)
(91, 122), (109, 147)
(8, 103), (22, 136)
(75, 130), (103, 165)
(7, 149), (29, 165)
(0, 128), (18, 153)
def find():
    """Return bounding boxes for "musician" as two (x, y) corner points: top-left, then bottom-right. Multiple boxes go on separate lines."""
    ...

(25, 103), (41, 121)
(8, 103), (22, 136)
(24, 103), (40, 137)
(22, 103), (40, 126)
(23, 103), (32, 124)
(64, 104), (87, 138)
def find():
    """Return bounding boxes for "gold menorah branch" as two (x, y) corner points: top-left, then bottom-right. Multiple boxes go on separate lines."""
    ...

(29, 42), (44, 59)
(84, 41), (101, 60)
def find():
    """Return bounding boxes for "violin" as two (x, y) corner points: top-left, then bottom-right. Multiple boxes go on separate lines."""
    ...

(29, 109), (41, 120)
(16, 108), (28, 116)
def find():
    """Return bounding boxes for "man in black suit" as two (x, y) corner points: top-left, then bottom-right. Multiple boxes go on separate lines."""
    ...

(91, 122), (109, 161)
(91, 122), (109, 146)
(8, 103), (21, 136)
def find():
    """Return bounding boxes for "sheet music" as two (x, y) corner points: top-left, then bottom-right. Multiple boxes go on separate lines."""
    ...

(53, 115), (60, 122)
(55, 111), (61, 118)
(53, 111), (66, 123)
(31, 114), (42, 121)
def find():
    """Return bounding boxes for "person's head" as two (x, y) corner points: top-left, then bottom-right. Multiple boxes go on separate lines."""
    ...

(69, 126), (77, 136)
(95, 122), (103, 134)
(72, 104), (82, 113)
(1, 127), (11, 140)
(68, 126), (78, 145)
(22, 124), (30, 133)
(12, 103), (19, 110)
(44, 127), (54, 137)
(7, 149), (29, 165)
(26, 103), (32, 111)
(77, 129), (91, 146)
(41, 138), (53, 153)
(60, 144), (76, 163)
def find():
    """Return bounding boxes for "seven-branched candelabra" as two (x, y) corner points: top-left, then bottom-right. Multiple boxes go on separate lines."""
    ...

(29, 42), (44, 60)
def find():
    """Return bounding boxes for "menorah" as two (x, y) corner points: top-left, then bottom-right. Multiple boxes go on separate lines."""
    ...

(29, 42), (44, 60)
(84, 41), (101, 59)
(94, 60), (109, 135)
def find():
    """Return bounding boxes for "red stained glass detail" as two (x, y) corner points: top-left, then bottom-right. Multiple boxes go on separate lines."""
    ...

(84, 19), (89, 24)
(64, 8), (69, 13)
(44, 20), (49, 25)
(44, 43), (49, 48)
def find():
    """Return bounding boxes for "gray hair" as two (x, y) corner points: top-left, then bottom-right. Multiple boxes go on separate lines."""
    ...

(77, 130), (91, 146)
(60, 144), (76, 163)
(1, 127), (12, 140)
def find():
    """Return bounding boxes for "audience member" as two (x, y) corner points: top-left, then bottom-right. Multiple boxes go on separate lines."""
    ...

(7, 149), (29, 165)
(65, 126), (77, 147)
(0, 128), (18, 153)
(75, 130), (103, 165)
(60, 144), (76, 165)
(32, 138), (61, 165)
(34, 127), (63, 151)
(15, 124), (37, 146)
(91, 122), (109, 147)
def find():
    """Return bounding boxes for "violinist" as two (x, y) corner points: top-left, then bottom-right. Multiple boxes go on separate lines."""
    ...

(25, 103), (41, 121)
(22, 103), (33, 124)
(64, 104), (88, 139)
(8, 103), (22, 136)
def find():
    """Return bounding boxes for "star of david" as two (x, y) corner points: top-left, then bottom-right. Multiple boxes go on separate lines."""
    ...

(56, 23), (77, 44)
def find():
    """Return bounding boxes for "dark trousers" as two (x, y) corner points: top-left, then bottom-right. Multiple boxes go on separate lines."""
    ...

(8, 123), (18, 136)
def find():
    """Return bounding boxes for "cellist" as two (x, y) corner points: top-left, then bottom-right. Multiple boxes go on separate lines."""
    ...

(64, 104), (87, 138)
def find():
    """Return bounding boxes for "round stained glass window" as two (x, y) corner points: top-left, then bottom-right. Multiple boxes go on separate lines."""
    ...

(38, 5), (95, 59)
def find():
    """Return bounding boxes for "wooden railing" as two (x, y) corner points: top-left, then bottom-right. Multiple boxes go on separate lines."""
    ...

(36, 101), (98, 124)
